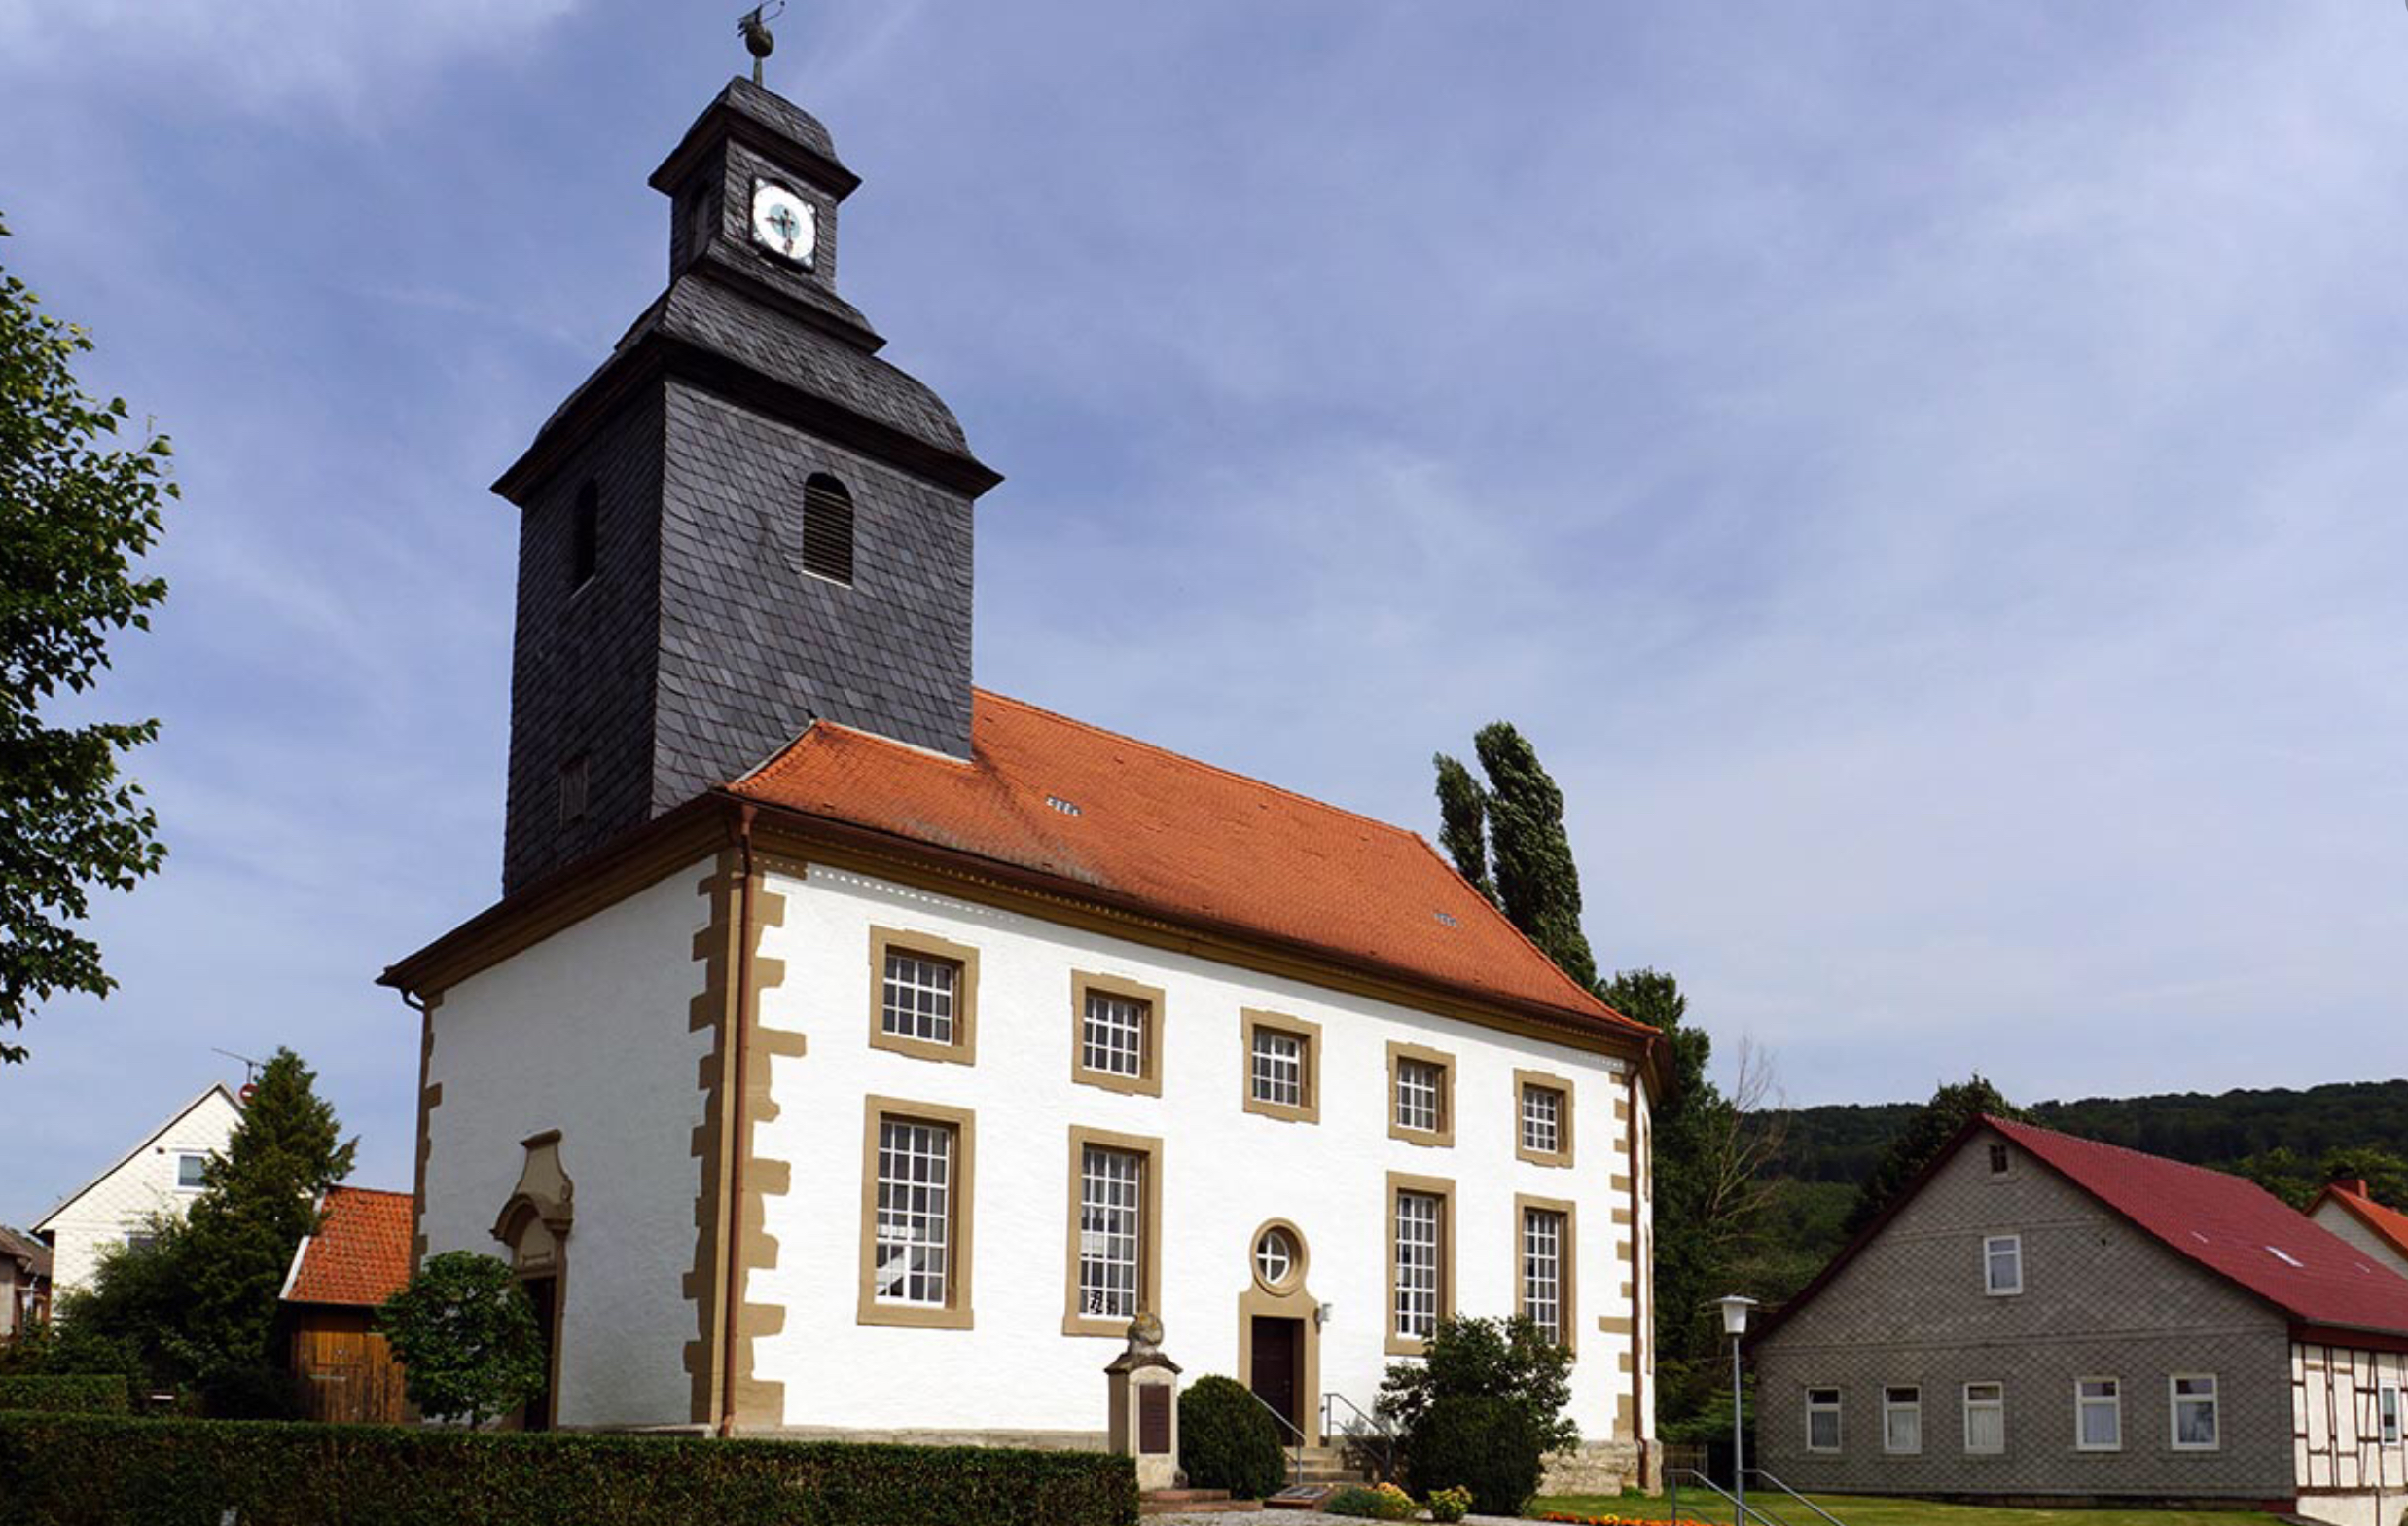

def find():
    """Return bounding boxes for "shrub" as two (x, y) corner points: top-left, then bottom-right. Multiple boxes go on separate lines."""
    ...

(377, 1251), (546, 1427)
(195, 1364), (305, 1420)
(1177, 1375), (1285, 1499)
(1378, 1314), (1576, 1455)
(1427, 1484), (1472, 1523)
(0, 1411), (1139, 1526)
(0, 1374), (129, 1413)
(1323, 1483), (1417, 1520)
(1401, 1394), (1542, 1517)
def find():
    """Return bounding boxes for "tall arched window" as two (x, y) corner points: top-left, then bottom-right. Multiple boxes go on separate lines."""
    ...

(802, 473), (855, 585)
(567, 479), (599, 590)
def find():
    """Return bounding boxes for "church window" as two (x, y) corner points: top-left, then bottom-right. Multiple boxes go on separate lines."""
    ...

(868, 927), (979, 1064)
(1062, 1126), (1162, 1336)
(858, 1097), (974, 1329)
(884, 953), (955, 1045)
(1515, 1070), (1575, 1166)
(1070, 972), (1164, 1096)
(1387, 1042), (1456, 1145)
(1241, 1009), (1319, 1123)
(567, 480), (599, 590)
(1518, 1200), (1573, 1347)
(802, 473), (855, 584)
(1387, 1173), (1453, 1352)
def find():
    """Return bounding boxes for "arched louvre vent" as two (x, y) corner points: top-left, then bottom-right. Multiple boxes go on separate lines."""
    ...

(802, 474), (855, 585)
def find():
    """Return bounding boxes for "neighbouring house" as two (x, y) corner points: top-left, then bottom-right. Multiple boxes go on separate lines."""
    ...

(278, 1186), (413, 1424)
(1748, 1115), (2408, 1526)
(377, 73), (1663, 1487)
(0, 1225), (51, 1336)
(30, 1083), (243, 1296)
(2311, 1180), (2408, 1285)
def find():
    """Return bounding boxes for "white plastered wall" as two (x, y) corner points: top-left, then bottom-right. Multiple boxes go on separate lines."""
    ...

(2312, 1202), (2408, 1284)
(744, 861), (1645, 1440)
(418, 862), (717, 1430)
(35, 1089), (242, 1295)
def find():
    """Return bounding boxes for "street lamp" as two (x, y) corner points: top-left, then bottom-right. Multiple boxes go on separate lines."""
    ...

(1714, 1296), (1758, 1520)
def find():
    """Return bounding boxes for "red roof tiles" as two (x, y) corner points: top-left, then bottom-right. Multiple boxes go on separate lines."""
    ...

(1988, 1117), (2408, 1337)
(729, 691), (1647, 1039)
(284, 1187), (413, 1308)
(2310, 1179), (2408, 1266)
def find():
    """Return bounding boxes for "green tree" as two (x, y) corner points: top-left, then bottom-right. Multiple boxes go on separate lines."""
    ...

(1602, 969), (1717, 1429)
(1431, 723), (1593, 986)
(175, 1048), (356, 1381)
(44, 1217), (195, 1389)
(1843, 1074), (2026, 1235)
(2235, 1144), (2408, 1211)
(1375, 1313), (1577, 1455)
(377, 1252), (548, 1428)
(0, 214), (177, 1065)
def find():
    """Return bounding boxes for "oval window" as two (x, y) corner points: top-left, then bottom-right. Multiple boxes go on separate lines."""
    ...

(1254, 1226), (1296, 1289)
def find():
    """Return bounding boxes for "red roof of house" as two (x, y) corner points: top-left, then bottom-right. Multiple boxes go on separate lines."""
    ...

(282, 1187), (413, 1308)
(2311, 1180), (2408, 1264)
(728, 691), (1645, 1039)
(1988, 1117), (2408, 1336)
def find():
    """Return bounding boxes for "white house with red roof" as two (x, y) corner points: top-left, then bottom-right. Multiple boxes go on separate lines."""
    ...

(1748, 1115), (2408, 1525)
(379, 69), (1661, 1490)
(2312, 1181), (2408, 1287)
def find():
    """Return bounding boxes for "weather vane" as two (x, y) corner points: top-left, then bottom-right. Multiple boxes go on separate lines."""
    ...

(738, 3), (784, 88)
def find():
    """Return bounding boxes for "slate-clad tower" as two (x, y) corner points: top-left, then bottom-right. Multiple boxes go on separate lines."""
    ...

(494, 79), (1000, 893)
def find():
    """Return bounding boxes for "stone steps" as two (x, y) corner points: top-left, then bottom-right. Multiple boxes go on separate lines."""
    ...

(1140, 1489), (1261, 1516)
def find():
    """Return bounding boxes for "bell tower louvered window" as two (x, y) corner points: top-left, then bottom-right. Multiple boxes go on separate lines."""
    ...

(802, 473), (855, 584)
(567, 480), (599, 590)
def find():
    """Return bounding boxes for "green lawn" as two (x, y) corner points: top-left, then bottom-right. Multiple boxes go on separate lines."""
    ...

(1529, 1494), (2290, 1526)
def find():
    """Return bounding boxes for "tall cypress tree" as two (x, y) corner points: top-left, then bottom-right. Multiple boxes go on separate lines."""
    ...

(1469, 722), (1596, 989)
(177, 1048), (356, 1379)
(1430, 753), (1497, 906)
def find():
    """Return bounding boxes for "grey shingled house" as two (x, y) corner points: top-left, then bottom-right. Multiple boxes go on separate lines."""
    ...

(1746, 1116), (2408, 1525)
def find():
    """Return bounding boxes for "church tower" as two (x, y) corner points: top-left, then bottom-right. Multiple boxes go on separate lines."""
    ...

(491, 79), (1000, 893)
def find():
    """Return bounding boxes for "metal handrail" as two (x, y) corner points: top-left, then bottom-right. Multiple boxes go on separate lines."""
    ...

(1238, 1385), (1306, 1489)
(1666, 1466), (1784, 1526)
(1320, 1391), (1400, 1481)
(1744, 1470), (1849, 1526)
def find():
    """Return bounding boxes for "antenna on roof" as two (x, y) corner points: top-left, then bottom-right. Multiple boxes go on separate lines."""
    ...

(737, 3), (783, 88)
(211, 1046), (267, 1093)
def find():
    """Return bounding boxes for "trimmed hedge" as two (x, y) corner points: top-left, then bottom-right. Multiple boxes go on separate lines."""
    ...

(0, 1411), (1138, 1526)
(0, 1374), (130, 1414)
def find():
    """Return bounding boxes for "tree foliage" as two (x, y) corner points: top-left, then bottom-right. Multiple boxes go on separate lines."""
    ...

(2236, 1144), (2408, 1211)
(377, 1252), (548, 1429)
(0, 214), (176, 1064)
(1376, 1313), (1577, 1457)
(1431, 723), (1594, 988)
(1842, 1074), (2026, 1235)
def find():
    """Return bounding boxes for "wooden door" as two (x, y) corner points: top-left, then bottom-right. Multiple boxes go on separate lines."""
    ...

(1249, 1315), (1301, 1432)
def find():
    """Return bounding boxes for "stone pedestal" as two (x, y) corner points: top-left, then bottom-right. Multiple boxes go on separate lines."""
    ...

(1104, 1312), (1183, 1491)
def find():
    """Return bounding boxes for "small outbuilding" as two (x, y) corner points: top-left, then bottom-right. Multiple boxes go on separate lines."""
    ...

(1748, 1115), (2408, 1526)
(278, 1185), (413, 1424)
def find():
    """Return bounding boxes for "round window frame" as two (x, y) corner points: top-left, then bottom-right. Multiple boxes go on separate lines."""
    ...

(1249, 1218), (1309, 1296)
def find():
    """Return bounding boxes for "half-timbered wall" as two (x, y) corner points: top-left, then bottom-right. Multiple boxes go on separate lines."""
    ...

(2291, 1341), (2407, 1526)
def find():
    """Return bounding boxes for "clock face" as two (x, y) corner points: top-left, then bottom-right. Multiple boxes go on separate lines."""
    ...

(749, 181), (816, 268)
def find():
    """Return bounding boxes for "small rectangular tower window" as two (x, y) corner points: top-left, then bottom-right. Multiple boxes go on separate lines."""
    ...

(557, 754), (589, 827)
(567, 480), (599, 590)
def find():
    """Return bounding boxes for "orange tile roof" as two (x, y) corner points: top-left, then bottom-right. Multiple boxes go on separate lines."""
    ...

(283, 1186), (413, 1308)
(2314, 1181), (2408, 1264)
(729, 691), (1648, 1040)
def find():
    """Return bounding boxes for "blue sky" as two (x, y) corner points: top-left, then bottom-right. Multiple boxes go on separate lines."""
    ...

(5, 2), (2404, 1224)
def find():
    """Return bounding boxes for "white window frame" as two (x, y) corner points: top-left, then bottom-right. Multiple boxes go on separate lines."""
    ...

(1883, 1386), (1923, 1455)
(1521, 1085), (1562, 1156)
(1806, 1387), (1843, 1454)
(1250, 1027), (1305, 1109)
(881, 950), (958, 1047)
(1962, 1381), (2006, 1455)
(2075, 1377), (2123, 1452)
(2381, 1383), (2401, 1448)
(1396, 1058), (1444, 1134)
(1521, 1205), (1565, 1344)
(174, 1151), (208, 1191)
(1082, 990), (1148, 1080)
(2169, 1373), (2220, 1452)
(1077, 1144), (1145, 1321)
(1394, 1189), (1443, 1341)
(1984, 1233), (2024, 1296)
(872, 1117), (955, 1308)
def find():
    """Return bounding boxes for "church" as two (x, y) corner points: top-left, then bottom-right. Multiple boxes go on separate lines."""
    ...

(380, 69), (1662, 1488)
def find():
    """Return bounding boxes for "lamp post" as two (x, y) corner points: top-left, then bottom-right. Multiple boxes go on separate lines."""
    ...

(1714, 1295), (1758, 1520)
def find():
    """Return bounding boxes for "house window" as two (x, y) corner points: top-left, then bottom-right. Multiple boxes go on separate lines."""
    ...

(2170, 1374), (2219, 1450)
(1517, 1200), (1574, 1348)
(1515, 1069), (1575, 1167)
(1883, 1387), (1923, 1454)
(868, 927), (979, 1065)
(567, 479), (598, 590)
(802, 473), (855, 584)
(1062, 1126), (1163, 1336)
(175, 1152), (207, 1190)
(1386, 1171), (1455, 1354)
(1241, 1010), (1320, 1123)
(1963, 1382), (2005, 1455)
(557, 753), (589, 827)
(1071, 973), (1164, 1097)
(1988, 1143), (2011, 1175)
(2076, 1378), (2122, 1451)
(1387, 1042), (1456, 1146)
(1984, 1234), (2024, 1295)
(1806, 1388), (1843, 1453)
(124, 1230), (158, 1254)
(2382, 1384), (2401, 1447)
(856, 1097), (975, 1328)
